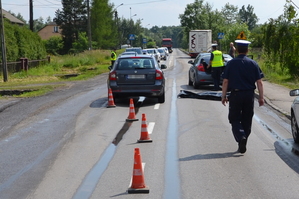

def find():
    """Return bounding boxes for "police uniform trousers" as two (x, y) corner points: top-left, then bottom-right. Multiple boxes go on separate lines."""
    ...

(211, 67), (223, 89)
(228, 89), (255, 142)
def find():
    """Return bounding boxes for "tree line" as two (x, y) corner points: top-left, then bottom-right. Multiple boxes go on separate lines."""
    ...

(5, 0), (299, 78)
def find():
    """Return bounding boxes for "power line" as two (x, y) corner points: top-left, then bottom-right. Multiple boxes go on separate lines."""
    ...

(119, 0), (167, 6)
(290, 0), (299, 9)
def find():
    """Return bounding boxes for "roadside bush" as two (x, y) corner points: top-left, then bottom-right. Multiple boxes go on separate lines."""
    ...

(1, 19), (47, 61)
(44, 36), (64, 55)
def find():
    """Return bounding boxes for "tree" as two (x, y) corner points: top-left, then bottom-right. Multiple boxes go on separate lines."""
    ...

(221, 3), (239, 25)
(44, 36), (63, 55)
(54, 0), (88, 54)
(91, 0), (116, 49)
(220, 23), (250, 53)
(72, 32), (89, 53)
(263, 2), (299, 77)
(238, 5), (259, 30)
(179, 0), (225, 47)
(179, 0), (208, 33)
(34, 17), (45, 32)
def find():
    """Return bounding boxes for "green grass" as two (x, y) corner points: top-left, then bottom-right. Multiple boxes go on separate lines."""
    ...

(0, 49), (118, 98)
(248, 48), (298, 90)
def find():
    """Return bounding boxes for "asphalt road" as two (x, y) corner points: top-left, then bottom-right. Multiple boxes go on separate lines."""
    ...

(1, 49), (299, 199)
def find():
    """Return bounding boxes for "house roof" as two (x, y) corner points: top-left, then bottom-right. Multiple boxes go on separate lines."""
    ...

(2, 9), (25, 25)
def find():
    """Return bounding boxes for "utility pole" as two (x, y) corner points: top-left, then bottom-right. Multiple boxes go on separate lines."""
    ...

(87, 0), (92, 50)
(29, 0), (33, 31)
(0, 0), (8, 82)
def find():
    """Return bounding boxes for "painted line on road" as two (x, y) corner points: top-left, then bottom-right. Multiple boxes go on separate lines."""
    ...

(163, 79), (181, 199)
(154, 103), (160, 109)
(147, 122), (155, 134)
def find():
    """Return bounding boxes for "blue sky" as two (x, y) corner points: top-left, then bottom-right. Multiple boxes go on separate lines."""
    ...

(2, 0), (288, 27)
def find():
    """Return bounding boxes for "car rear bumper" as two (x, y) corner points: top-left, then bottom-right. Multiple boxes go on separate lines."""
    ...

(109, 82), (165, 97)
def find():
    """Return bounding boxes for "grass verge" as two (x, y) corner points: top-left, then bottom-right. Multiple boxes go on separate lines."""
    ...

(0, 49), (121, 98)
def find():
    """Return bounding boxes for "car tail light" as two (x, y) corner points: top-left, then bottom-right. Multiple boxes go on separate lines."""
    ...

(155, 70), (164, 80)
(109, 71), (117, 80)
(197, 63), (205, 72)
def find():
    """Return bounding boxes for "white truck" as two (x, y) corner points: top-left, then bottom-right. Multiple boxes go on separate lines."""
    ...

(189, 30), (212, 58)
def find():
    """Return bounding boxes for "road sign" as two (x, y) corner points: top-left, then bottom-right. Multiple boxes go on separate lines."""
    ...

(129, 34), (135, 40)
(142, 38), (147, 44)
(237, 31), (247, 40)
(218, 32), (224, 39)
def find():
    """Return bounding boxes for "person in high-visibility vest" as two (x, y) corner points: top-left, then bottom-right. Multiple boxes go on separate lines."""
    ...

(111, 48), (117, 66)
(207, 44), (224, 91)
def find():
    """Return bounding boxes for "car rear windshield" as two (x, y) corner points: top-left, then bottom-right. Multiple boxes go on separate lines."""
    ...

(116, 58), (155, 70)
(125, 48), (142, 54)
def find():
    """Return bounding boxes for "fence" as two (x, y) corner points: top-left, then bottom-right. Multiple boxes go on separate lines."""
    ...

(0, 56), (51, 75)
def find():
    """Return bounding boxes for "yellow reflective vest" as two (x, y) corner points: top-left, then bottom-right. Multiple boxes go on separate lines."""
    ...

(211, 50), (224, 67)
(111, 51), (117, 61)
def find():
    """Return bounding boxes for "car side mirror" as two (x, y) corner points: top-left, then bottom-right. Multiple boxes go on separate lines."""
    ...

(290, 89), (299, 96)
(160, 64), (167, 69)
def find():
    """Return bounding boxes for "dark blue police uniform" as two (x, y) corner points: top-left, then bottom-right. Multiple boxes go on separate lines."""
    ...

(222, 54), (264, 143)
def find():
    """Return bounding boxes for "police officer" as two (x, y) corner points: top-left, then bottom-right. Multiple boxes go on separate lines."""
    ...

(208, 44), (224, 91)
(111, 48), (117, 66)
(221, 40), (264, 154)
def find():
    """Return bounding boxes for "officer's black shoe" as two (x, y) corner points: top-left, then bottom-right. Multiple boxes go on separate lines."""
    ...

(238, 137), (247, 154)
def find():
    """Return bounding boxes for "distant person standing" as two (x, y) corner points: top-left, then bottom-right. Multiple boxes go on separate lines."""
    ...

(221, 40), (264, 154)
(111, 48), (117, 66)
(228, 42), (236, 58)
(207, 44), (224, 91)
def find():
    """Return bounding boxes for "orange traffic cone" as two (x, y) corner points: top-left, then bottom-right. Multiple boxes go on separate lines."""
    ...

(126, 98), (138, 121)
(107, 88), (116, 108)
(138, 114), (152, 143)
(127, 148), (149, 194)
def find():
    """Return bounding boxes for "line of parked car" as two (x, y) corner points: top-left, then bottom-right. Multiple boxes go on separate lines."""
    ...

(123, 46), (169, 62)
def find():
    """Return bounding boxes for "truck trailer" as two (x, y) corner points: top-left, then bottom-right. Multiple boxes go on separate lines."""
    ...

(161, 38), (173, 53)
(189, 30), (212, 58)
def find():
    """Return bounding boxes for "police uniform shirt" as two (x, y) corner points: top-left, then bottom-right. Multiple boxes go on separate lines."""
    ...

(222, 54), (264, 91)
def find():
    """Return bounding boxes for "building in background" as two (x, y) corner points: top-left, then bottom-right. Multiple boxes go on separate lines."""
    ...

(38, 22), (61, 40)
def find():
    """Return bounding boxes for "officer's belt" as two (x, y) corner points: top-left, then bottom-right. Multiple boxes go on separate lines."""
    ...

(231, 89), (254, 92)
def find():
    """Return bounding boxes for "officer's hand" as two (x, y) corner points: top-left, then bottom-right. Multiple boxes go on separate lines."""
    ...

(221, 97), (228, 106)
(258, 98), (264, 106)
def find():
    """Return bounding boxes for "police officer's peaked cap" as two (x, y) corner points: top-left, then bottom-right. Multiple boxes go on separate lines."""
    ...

(235, 40), (251, 46)
(211, 43), (218, 47)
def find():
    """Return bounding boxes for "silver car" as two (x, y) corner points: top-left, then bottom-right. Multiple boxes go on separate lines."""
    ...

(144, 48), (160, 62)
(187, 53), (233, 89)
(107, 54), (167, 103)
(290, 89), (299, 143)
(158, 48), (167, 60)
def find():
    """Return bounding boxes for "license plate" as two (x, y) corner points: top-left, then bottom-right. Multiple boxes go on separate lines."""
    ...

(127, 75), (145, 79)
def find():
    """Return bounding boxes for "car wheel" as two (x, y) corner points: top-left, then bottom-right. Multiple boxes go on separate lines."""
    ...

(188, 73), (193, 86)
(158, 92), (165, 103)
(291, 111), (299, 143)
(193, 75), (200, 89)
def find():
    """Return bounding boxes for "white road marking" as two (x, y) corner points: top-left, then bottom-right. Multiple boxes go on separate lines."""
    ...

(154, 104), (160, 109)
(147, 122), (155, 134)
